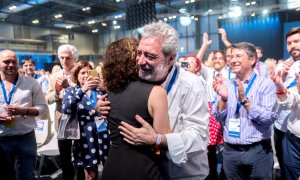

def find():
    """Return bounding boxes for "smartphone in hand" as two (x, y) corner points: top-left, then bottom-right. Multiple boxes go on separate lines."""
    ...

(88, 69), (98, 77)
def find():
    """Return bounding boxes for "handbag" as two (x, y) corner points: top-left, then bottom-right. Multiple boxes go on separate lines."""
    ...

(57, 113), (80, 140)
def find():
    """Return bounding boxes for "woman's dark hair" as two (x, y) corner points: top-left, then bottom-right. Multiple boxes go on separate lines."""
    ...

(102, 38), (139, 92)
(71, 61), (93, 85)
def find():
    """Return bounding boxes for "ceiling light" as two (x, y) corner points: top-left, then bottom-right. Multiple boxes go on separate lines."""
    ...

(245, 2), (250, 6)
(168, 16), (173, 19)
(164, 17), (168, 22)
(92, 29), (98, 33)
(32, 19), (39, 24)
(54, 14), (62, 19)
(194, 17), (198, 21)
(190, 0), (195, 2)
(88, 20), (95, 24)
(8, 5), (17, 11)
(185, 1), (190, 4)
(179, 8), (187, 14)
(262, 9), (269, 14)
(158, 20), (163, 22)
(208, 9), (213, 12)
(218, 16), (223, 19)
(114, 25), (121, 29)
(82, 7), (90, 11)
(101, 22), (107, 26)
(113, 20), (117, 25)
(116, 0), (121, 2)
(228, 6), (242, 18)
(251, 12), (256, 16)
(251, 1), (256, 5)
(287, 0), (300, 9)
(65, 25), (73, 29)
(190, 16), (195, 19)
(173, 15), (177, 19)
(179, 16), (191, 26)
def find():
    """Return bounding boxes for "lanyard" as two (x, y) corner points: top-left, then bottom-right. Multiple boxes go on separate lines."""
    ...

(166, 66), (178, 94)
(0, 76), (18, 105)
(286, 71), (300, 89)
(86, 89), (97, 108)
(234, 73), (257, 114)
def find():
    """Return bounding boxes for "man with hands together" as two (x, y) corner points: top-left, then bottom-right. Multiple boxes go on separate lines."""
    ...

(213, 42), (277, 180)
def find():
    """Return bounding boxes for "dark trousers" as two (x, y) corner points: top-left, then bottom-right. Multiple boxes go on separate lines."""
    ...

(58, 139), (84, 180)
(207, 145), (218, 180)
(282, 131), (300, 180)
(0, 131), (37, 180)
(223, 140), (273, 180)
(273, 127), (286, 178)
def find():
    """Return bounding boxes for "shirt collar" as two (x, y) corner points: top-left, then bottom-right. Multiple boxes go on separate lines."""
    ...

(161, 64), (176, 89)
(243, 71), (256, 84)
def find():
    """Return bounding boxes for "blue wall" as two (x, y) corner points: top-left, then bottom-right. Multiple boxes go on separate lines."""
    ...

(16, 53), (55, 70)
(220, 13), (283, 61)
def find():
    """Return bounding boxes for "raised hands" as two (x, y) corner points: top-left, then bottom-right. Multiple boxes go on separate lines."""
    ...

(270, 69), (285, 92)
(55, 76), (70, 93)
(235, 79), (245, 102)
(82, 76), (100, 93)
(202, 33), (212, 47)
(213, 74), (228, 101)
(218, 28), (231, 47)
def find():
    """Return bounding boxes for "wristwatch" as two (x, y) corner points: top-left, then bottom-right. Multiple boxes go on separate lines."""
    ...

(240, 97), (249, 105)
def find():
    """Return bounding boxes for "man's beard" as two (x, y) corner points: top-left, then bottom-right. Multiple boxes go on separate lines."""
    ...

(139, 60), (169, 85)
(0, 67), (17, 75)
(290, 48), (300, 61)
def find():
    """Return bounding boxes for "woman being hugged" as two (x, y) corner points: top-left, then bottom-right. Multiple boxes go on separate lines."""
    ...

(62, 61), (110, 180)
(102, 38), (171, 180)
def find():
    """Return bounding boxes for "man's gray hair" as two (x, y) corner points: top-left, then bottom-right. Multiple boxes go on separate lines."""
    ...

(141, 22), (178, 57)
(57, 44), (78, 61)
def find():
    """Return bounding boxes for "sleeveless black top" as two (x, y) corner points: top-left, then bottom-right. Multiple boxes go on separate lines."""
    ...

(102, 80), (164, 180)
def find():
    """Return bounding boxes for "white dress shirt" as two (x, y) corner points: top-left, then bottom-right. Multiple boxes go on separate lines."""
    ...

(0, 74), (48, 136)
(161, 65), (210, 179)
(277, 86), (300, 138)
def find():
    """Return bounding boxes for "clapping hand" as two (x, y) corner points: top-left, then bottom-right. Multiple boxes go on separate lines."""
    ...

(213, 74), (228, 101)
(235, 79), (245, 102)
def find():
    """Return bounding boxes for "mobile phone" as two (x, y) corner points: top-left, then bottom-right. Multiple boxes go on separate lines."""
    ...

(88, 69), (98, 77)
(181, 61), (189, 68)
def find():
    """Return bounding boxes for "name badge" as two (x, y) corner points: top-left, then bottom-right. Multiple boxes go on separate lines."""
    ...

(95, 119), (107, 133)
(228, 117), (241, 138)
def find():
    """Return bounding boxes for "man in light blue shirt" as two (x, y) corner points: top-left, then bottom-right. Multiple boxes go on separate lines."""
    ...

(213, 42), (277, 179)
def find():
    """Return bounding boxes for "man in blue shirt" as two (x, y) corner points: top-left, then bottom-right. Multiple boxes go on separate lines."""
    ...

(213, 42), (277, 179)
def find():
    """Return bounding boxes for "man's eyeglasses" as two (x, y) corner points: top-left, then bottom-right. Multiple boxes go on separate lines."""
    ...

(59, 56), (72, 60)
(137, 50), (160, 61)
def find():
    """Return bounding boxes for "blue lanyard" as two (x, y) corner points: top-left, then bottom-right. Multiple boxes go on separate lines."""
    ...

(286, 71), (300, 89)
(86, 89), (97, 108)
(166, 66), (178, 94)
(0, 76), (18, 105)
(234, 73), (257, 114)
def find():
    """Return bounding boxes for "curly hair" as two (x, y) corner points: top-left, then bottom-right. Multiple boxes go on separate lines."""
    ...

(102, 38), (139, 93)
(71, 61), (93, 85)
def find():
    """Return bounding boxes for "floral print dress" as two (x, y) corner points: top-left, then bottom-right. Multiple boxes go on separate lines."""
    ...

(62, 85), (110, 168)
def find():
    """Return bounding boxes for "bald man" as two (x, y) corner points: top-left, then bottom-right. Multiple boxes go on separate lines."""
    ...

(0, 50), (47, 179)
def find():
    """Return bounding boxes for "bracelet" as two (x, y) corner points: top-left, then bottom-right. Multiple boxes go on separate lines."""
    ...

(155, 134), (162, 155)
(276, 89), (289, 95)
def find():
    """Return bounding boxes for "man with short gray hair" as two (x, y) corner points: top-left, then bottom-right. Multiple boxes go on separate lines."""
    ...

(46, 44), (84, 180)
(99, 22), (210, 179)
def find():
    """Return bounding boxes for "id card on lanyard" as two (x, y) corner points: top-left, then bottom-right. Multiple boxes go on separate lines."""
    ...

(228, 74), (257, 138)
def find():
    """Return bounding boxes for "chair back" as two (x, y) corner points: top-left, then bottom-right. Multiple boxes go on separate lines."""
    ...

(35, 119), (49, 147)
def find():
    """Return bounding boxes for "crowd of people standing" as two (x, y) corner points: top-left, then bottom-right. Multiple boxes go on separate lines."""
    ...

(0, 22), (299, 180)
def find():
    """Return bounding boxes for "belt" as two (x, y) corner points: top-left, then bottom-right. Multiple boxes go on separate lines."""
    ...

(224, 139), (271, 151)
(286, 130), (300, 143)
